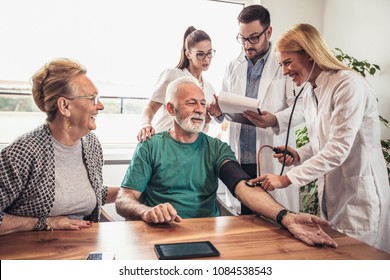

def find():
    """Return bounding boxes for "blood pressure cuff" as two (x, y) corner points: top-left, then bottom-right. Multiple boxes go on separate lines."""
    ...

(219, 160), (251, 197)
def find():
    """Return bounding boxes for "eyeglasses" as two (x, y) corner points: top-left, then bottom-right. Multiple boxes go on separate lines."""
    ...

(65, 94), (100, 105)
(190, 49), (216, 60)
(236, 27), (269, 45)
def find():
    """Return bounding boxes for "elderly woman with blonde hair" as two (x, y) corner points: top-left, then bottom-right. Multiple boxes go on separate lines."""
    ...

(0, 58), (118, 235)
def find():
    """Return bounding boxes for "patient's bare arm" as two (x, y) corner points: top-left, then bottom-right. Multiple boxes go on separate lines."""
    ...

(115, 188), (182, 223)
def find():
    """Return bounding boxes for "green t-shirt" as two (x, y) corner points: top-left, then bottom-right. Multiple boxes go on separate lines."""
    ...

(121, 131), (237, 218)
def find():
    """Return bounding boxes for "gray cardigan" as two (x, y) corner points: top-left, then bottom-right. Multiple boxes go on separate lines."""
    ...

(0, 123), (108, 223)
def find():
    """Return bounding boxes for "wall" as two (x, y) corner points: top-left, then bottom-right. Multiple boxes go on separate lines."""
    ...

(261, 0), (324, 41)
(323, 0), (390, 139)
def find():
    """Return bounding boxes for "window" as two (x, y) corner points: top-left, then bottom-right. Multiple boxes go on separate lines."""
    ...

(0, 0), (243, 148)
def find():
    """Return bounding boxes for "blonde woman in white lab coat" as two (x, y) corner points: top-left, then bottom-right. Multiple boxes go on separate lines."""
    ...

(253, 23), (390, 253)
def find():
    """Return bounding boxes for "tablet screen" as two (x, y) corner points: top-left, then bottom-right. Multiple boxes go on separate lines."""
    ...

(154, 241), (220, 260)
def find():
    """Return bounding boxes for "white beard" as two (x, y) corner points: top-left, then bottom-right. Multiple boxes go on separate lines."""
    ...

(174, 112), (205, 134)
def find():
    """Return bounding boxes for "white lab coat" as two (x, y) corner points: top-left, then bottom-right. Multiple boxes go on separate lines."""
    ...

(287, 70), (390, 253)
(221, 48), (305, 213)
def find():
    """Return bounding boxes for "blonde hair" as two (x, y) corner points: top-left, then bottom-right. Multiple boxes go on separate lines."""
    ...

(275, 23), (349, 71)
(31, 58), (86, 122)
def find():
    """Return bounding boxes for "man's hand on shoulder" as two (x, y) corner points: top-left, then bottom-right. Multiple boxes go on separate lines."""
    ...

(141, 202), (182, 224)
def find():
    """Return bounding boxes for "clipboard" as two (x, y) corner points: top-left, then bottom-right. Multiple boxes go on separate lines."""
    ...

(224, 112), (256, 126)
(218, 91), (261, 126)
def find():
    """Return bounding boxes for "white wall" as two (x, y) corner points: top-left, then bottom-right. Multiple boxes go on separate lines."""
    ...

(323, 0), (390, 139)
(262, 0), (324, 41)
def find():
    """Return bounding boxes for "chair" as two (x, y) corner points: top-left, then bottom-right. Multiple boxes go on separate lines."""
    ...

(100, 207), (116, 222)
(216, 194), (238, 216)
(99, 204), (125, 222)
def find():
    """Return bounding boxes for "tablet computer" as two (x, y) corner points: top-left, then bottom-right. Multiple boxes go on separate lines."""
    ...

(154, 241), (220, 260)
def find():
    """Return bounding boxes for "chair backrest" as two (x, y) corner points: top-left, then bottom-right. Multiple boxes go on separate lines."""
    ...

(99, 205), (125, 222)
(216, 195), (238, 216)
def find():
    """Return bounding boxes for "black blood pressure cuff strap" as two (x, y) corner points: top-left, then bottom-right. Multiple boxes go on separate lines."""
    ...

(219, 161), (251, 197)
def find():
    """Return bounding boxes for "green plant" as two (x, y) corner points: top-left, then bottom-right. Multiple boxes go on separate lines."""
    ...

(380, 118), (390, 183)
(298, 48), (390, 215)
(296, 127), (319, 215)
(332, 48), (381, 77)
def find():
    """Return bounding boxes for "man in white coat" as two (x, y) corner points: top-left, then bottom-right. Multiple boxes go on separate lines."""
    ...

(217, 5), (305, 214)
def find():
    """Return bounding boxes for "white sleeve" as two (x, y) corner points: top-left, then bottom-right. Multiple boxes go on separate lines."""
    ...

(150, 69), (176, 104)
(296, 142), (314, 164)
(203, 81), (216, 105)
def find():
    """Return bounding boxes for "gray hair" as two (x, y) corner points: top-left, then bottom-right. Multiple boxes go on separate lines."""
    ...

(165, 76), (201, 106)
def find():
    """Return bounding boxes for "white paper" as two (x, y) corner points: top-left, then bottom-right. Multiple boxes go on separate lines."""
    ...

(218, 91), (260, 113)
(218, 91), (260, 126)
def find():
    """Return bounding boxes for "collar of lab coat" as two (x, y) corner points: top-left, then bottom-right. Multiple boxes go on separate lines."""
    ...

(235, 42), (281, 102)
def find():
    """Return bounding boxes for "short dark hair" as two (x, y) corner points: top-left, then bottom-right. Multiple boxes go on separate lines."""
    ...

(237, 4), (270, 27)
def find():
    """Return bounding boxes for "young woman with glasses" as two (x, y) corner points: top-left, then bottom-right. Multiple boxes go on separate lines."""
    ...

(137, 26), (216, 142)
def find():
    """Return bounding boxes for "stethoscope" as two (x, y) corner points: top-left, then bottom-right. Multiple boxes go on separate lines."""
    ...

(279, 61), (316, 175)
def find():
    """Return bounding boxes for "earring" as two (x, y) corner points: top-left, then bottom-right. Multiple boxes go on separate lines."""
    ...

(67, 118), (72, 129)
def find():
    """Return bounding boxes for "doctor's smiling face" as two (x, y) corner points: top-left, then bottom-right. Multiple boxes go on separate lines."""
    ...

(277, 51), (314, 87)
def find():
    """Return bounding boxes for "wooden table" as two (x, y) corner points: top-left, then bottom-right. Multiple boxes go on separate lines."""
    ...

(0, 215), (388, 260)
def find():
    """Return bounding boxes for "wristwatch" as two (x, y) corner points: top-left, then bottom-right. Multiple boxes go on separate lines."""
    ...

(276, 209), (295, 228)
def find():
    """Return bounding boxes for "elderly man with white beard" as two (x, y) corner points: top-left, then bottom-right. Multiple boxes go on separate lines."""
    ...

(115, 76), (338, 248)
